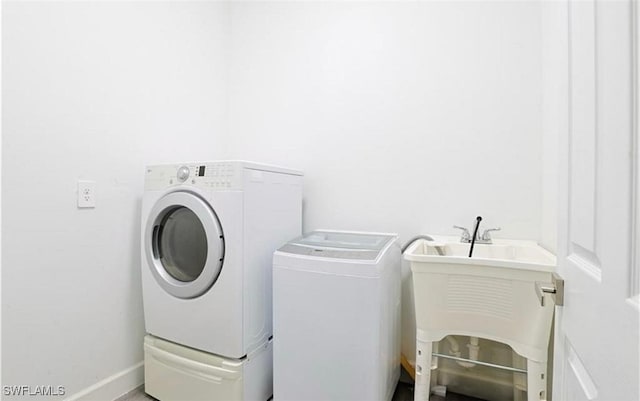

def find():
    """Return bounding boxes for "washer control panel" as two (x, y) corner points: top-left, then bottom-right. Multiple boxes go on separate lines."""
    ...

(145, 162), (241, 191)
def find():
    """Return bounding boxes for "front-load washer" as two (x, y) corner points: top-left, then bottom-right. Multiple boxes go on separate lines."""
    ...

(141, 161), (302, 359)
(272, 230), (401, 401)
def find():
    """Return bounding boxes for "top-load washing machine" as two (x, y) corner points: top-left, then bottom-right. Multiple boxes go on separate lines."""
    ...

(272, 230), (401, 401)
(141, 161), (302, 359)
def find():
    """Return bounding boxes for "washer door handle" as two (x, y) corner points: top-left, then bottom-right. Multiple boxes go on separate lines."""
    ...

(152, 225), (161, 259)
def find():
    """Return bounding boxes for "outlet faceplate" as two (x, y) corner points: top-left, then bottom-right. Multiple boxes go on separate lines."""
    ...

(78, 180), (96, 208)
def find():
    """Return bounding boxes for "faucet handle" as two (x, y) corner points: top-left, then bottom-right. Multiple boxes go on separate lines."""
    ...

(453, 225), (471, 242)
(481, 227), (501, 241)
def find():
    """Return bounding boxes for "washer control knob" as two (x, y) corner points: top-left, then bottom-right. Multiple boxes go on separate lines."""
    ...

(177, 166), (190, 182)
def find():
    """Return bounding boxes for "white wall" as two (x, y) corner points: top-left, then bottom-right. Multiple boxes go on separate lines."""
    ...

(539, 1), (567, 254)
(227, 1), (544, 359)
(228, 1), (543, 241)
(2, 2), (229, 399)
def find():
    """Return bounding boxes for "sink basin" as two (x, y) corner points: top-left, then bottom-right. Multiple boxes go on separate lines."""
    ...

(408, 235), (556, 271)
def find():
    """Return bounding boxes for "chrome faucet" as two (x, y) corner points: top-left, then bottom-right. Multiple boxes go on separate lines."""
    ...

(453, 225), (501, 244)
(480, 227), (501, 243)
(453, 225), (471, 242)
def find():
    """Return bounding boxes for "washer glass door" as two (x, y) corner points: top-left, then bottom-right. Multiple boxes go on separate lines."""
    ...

(157, 207), (208, 282)
(146, 191), (224, 299)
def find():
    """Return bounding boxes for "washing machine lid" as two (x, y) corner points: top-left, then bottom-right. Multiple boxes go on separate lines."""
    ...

(279, 230), (396, 261)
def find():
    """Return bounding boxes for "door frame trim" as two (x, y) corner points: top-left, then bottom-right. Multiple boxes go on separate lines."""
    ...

(630, 0), (640, 303)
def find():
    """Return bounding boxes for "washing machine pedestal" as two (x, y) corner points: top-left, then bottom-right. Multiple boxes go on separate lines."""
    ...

(144, 335), (273, 401)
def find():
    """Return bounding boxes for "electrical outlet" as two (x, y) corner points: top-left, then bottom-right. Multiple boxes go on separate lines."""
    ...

(78, 180), (96, 208)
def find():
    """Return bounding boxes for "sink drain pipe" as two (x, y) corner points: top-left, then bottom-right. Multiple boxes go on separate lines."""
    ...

(446, 336), (479, 368)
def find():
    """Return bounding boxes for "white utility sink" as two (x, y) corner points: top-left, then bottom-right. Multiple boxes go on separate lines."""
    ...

(404, 236), (558, 401)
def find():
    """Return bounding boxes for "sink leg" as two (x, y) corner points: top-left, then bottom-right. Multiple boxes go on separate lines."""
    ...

(415, 339), (432, 401)
(513, 352), (528, 401)
(526, 359), (548, 401)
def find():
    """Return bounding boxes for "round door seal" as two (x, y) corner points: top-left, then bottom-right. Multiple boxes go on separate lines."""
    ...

(145, 191), (224, 299)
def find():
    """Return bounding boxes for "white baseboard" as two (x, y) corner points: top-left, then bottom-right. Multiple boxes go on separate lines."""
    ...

(64, 361), (144, 401)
